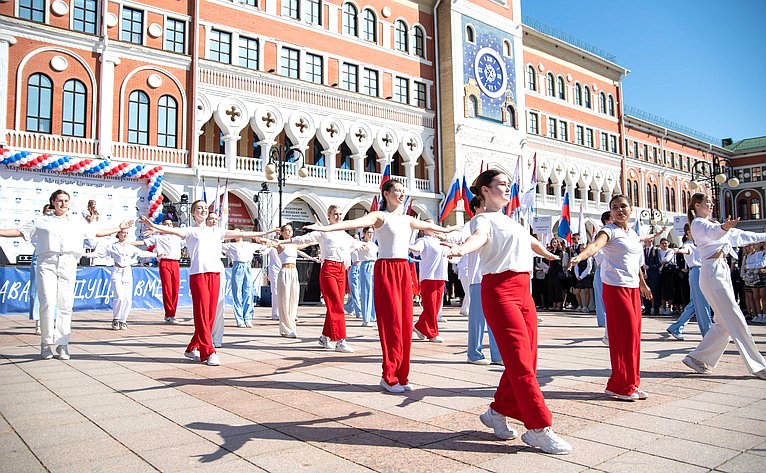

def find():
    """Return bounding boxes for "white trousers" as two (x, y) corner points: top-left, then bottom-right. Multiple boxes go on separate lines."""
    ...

(691, 258), (766, 374)
(111, 267), (133, 322)
(458, 274), (471, 316)
(277, 267), (299, 335)
(37, 253), (77, 347)
(212, 270), (226, 347)
(269, 266), (280, 319)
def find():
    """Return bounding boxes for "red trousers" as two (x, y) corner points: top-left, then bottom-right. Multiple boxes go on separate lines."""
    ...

(158, 259), (180, 318)
(602, 284), (642, 396)
(187, 272), (220, 362)
(482, 270), (552, 429)
(409, 262), (420, 296)
(320, 260), (347, 340)
(415, 279), (444, 338)
(374, 259), (413, 386)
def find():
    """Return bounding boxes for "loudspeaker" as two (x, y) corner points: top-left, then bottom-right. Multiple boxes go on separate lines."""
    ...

(15, 254), (33, 266)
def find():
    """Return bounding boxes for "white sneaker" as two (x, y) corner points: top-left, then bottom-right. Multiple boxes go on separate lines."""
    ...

(380, 378), (405, 394)
(40, 344), (54, 360)
(682, 355), (712, 374)
(318, 335), (334, 349)
(575, 306), (582, 312)
(468, 358), (491, 365)
(184, 349), (200, 362)
(271, 314), (279, 320)
(413, 327), (426, 340)
(164, 317), (179, 325)
(605, 389), (639, 402)
(34, 321), (41, 335)
(56, 345), (70, 360)
(428, 336), (444, 343)
(438, 316), (448, 322)
(245, 322), (254, 328)
(479, 407), (518, 440)
(401, 384), (414, 392)
(754, 369), (766, 380)
(111, 320), (120, 330)
(634, 388), (649, 400)
(205, 353), (221, 366)
(521, 427), (572, 455)
(335, 339), (355, 353)
(601, 336), (609, 346)
(281, 332), (297, 338)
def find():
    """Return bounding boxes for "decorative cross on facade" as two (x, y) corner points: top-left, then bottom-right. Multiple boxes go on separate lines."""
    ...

(407, 138), (417, 151)
(225, 105), (240, 122)
(355, 129), (366, 142)
(295, 118), (308, 133)
(540, 162), (549, 173)
(326, 124), (339, 137)
(382, 134), (392, 147)
(262, 112), (276, 128)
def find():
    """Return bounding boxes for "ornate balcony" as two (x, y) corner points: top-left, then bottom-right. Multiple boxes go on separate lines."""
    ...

(5, 130), (99, 157)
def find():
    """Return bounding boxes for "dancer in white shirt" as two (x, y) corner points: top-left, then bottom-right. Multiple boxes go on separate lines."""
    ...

(304, 180), (455, 393)
(135, 219), (184, 324)
(222, 230), (267, 328)
(85, 229), (155, 329)
(29, 204), (55, 335)
(446, 170), (571, 455)
(0, 189), (132, 359)
(140, 203), (271, 366)
(410, 221), (450, 343)
(681, 193), (766, 379)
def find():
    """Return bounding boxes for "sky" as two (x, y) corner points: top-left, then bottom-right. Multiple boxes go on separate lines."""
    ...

(521, 0), (766, 144)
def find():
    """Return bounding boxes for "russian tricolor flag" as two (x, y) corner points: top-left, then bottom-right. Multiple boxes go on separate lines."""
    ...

(370, 163), (391, 212)
(439, 175), (462, 223)
(461, 175), (474, 218)
(505, 157), (522, 217)
(557, 191), (572, 244)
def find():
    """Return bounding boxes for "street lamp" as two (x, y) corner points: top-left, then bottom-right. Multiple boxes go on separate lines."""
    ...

(639, 207), (665, 234)
(264, 146), (308, 227)
(688, 156), (739, 218)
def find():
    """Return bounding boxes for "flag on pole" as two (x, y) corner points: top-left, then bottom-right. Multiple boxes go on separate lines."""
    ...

(633, 216), (641, 236)
(370, 163), (391, 212)
(219, 179), (229, 229)
(505, 157), (522, 217)
(577, 200), (587, 243)
(461, 175), (474, 218)
(201, 177), (208, 204)
(557, 191), (572, 244)
(211, 178), (221, 215)
(438, 172), (463, 222)
(520, 153), (537, 216)
(403, 196), (413, 216)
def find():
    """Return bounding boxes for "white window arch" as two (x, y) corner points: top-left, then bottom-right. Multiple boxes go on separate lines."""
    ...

(526, 65), (536, 91)
(127, 90), (149, 145)
(413, 25), (426, 58)
(26, 73), (53, 133)
(394, 20), (408, 52)
(465, 24), (475, 43)
(342, 3), (357, 37)
(62, 79), (87, 137)
(546, 72), (555, 96)
(556, 76), (565, 100)
(361, 8), (376, 42)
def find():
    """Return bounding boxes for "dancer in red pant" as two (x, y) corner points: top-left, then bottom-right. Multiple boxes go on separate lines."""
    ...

(446, 169), (571, 455)
(570, 194), (653, 401)
(304, 180), (456, 393)
(134, 219), (184, 324)
(140, 203), (273, 366)
(410, 223), (449, 342)
(288, 205), (364, 353)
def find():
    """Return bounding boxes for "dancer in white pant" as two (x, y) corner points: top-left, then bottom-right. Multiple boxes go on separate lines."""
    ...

(85, 229), (155, 329)
(0, 189), (132, 359)
(682, 193), (766, 379)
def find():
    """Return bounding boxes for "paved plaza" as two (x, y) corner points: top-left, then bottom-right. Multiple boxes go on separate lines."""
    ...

(1, 305), (765, 472)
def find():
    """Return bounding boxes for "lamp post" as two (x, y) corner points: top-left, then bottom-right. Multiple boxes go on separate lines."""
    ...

(264, 146), (308, 227)
(640, 207), (665, 233)
(688, 156), (739, 219)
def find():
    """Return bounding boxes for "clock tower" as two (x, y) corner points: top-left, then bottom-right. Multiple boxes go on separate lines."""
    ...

(435, 0), (527, 223)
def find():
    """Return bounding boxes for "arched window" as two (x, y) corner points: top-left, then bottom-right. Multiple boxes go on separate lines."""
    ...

(546, 72), (555, 96)
(127, 90), (149, 145)
(633, 181), (639, 206)
(583, 86), (591, 108)
(682, 189), (688, 211)
(526, 65), (536, 91)
(62, 79), (87, 137)
(413, 26), (425, 58)
(305, 0), (322, 25)
(738, 198), (748, 219)
(738, 194), (763, 220)
(364, 146), (377, 173)
(281, 0), (299, 19)
(507, 105), (516, 129)
(599, 92), (606, 113)
(545, 178), (554, 197)
(157, 95), (177, 148)
(342, 3), (357, 36)
(670, 189), (676, 212)
(465, 25), (474, 43)
(26, 73), (53, 133)
(626, 179), (633, 204)
(394, 20), (408, 52)
(652, 184), (658, 209)
(361, 9), (376, 42)
(467, 96), (477, 118)
(608, 95), (615, 116)
(646, 184), (652, 209)
(574, 83), (582, 106)
(503, 39), (512, 57)
(557, 76), (565, 100)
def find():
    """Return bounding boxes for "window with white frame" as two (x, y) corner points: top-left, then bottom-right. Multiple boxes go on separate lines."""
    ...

(557, 76), (565, 100)
(361, 9), (376, 42)
(164, 18), (186, 53)
(127, 90), (149, 145)
(609, 135), (617, 153)
(26, 73), (52, 133)
(526, 65), (536, 91)
(340, 63), (358, 92)
(394, 20), (408, 52)
(465, 25), (475, 43)
(19, 0), (45, 23)
(240, 0), (257, 6)
(209, 30), (231, 63)
(608, 95), (615, 116)
(585, 128), (594, 147)
(157, 95), (177, 148)
(599, 92), (606, 113)
(305, 53), (323, 84)
(282, 0), (299, 19)
(547, 117), (557, 139)
(558, 121), (568, 141)
(121, 7), (144, 44)
(62, 79), (87, 137)
(546, 73), (554, 96)
(413, 26), (425, 58)
(600, 132), (607, 151)
(414, 81), (426, 108)
(583, 86), (591, 108)
(574, 83), (582, 105)
(342, 3), (357, 36)
(305, 0), (321, 25)
(73, 0), (98, 34)
(394, 77), (409, 104)
(280, 47), (299, 79)
(575, 125), (583, 145)
(238, 36), (259, 69)
(503, 39), (512, 57)
(362, 68), (378, 96)
(528, 112), (539, 134)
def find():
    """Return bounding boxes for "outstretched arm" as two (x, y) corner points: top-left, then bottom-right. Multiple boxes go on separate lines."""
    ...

(95, 219), (135, 238)
(410, 218), (460, 234)
(303, 212), (381, 233)
(139, 216), (188, 238)
(568, 232), (609, 270)
(0, 229), (23, 238)
(531, 237), (559, 261)
(444, 228), (489, 257)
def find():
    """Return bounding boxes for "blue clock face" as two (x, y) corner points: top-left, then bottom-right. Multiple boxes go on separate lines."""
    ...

(474, 48), (508, 99)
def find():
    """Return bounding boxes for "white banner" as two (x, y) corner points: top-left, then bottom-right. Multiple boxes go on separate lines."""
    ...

(533, 215), (553, 235)
(673, 215), (687, 237)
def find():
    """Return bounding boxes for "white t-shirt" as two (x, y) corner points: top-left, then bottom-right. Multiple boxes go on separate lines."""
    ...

(222, 241), (264, 263)
(357, 241), (379, 262)
(681, 241), (702, 268)
(598, 223), (644, 288)
(278, 245), (297, 265)
(292, 230), (361, 263)
(20, 214), (97, 257)
(144, 234), (184, 260)
(185, 225), (226, 275)
(692, 217), (766, 260)
(410, 236), (448, 281)
(96, 242), (153, 267)
(745, 250), (766, 270)
(376, 213), (412, 259)
(470, 212), (533, 275)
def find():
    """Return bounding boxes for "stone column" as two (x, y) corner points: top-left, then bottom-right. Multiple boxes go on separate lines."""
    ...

(323, 149), (336, 183)
(405, 162), (416, 193)
(353, 154), (364, 186)
(98, 48), (120, 158)
(0, 34), (16, 146)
